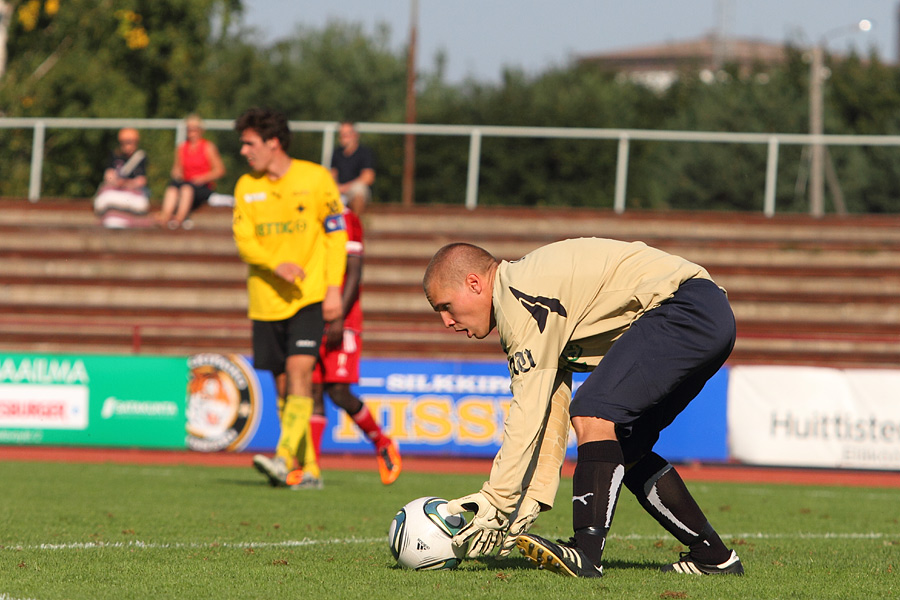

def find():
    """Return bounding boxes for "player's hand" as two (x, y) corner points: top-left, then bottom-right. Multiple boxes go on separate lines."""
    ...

(324, 319), (344, 348)
(498, 496), (541, 557)
(274, 262), (305, 284)
(322, 286), (343, 321)
(446, 492), (508, 558)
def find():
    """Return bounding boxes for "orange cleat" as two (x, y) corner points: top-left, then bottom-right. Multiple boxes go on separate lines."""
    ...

(285, 468), (305, 487)
(376, 439), (402, 485)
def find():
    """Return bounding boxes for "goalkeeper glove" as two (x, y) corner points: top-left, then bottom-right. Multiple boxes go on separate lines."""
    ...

(446, 491), (509, 558)
(498, 496), (542, 557)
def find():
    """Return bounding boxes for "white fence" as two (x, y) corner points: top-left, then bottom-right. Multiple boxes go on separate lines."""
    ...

(3, 117), (900, 215)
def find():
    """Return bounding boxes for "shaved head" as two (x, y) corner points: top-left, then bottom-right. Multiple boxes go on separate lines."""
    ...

(423, 243), (498, 303)
(423, 243), (499, 339)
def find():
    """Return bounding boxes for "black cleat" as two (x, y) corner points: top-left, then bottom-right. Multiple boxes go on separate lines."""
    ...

(516, 534), (603, 578)
(661, 550), (744, 575)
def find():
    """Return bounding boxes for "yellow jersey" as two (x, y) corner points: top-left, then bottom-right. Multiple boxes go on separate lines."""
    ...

(233, 159), (348, 321)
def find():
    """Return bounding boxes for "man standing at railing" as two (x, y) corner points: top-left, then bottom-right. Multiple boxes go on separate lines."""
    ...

(232, 107), (348, 490)
(330, 121), (375, 215)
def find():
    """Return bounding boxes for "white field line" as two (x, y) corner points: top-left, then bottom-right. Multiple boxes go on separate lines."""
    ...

(1, 532), (895, 552)
(615, 532), (897, 541)
(0, 536), (387, 551)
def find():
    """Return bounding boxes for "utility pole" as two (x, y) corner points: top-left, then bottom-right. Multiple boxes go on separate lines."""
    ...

(807, 19), (871, 218)
(808, 44), (825, 218)
(401, 0), (418, 207)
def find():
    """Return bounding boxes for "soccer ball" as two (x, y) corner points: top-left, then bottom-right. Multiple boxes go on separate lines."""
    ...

(388, 496), (467, 570)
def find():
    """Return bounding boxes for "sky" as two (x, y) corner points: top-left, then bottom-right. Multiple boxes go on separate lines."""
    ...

(240, 0), (897, 83)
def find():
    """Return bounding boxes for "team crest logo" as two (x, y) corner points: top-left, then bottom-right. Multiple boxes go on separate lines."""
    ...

(186, 354), (261, 452)
(509, 287), (567, 333)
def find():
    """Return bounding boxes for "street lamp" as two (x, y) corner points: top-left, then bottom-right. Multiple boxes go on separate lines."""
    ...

(808, 19), (872, 218)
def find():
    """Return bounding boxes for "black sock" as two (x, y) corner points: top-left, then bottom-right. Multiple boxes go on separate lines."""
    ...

(571, 440), (625, 567)
(623, 452), (730, 564)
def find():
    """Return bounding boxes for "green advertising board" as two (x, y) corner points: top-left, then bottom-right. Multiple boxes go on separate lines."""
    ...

(0, 353), (188, 449)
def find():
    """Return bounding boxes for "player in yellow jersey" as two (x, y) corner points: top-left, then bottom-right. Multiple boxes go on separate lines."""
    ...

(232, 108), (348, 490)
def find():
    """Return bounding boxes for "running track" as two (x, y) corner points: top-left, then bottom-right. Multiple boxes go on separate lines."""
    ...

(1, 446), (899, 489)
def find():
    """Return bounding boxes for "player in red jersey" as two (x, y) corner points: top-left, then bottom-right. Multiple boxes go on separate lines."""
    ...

(310, 207), (401, 485)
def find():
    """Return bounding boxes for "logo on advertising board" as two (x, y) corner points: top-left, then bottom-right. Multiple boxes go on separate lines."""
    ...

(101, 397), (179, 420)
(728, 366), (900, 470)
(186, 354), (261, 452)
(0, 384), (88, 430)
(0, 355), (91, 431)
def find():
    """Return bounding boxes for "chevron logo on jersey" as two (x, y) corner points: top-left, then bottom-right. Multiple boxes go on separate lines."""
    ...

(509, 287), (567, 333)
(324, 213), (346, 233)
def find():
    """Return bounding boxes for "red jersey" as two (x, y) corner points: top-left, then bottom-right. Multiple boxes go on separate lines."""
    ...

(343, 209), (363, 330)
(179, 138), (213, 187)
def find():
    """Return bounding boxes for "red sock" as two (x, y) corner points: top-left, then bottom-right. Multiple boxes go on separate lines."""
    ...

(310, 414), (327, 462)
(351, 405), (388, 448)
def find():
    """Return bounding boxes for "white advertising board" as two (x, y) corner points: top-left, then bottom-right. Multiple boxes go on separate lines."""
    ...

(0, 384), (89, 430)
(728, 366), (900, 470)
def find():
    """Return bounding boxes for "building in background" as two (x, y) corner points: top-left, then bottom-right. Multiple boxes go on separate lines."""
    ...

(577, 34), (792, 91)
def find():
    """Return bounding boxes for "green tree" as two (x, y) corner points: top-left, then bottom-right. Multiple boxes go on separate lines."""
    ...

(0, 0), (242, 197)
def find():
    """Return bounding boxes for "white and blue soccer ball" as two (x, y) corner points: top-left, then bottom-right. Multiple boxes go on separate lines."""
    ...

(388, 496), (467, 570)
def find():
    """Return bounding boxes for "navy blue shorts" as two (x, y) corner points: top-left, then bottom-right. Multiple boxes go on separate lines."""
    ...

(569, 278), (735, 463)
(251, 303), (324, 376)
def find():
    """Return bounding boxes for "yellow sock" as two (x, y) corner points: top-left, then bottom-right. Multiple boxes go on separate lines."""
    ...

(301, 420), (321, 479)
(276, 396), (286, 421)
(275, 395), (313, 467)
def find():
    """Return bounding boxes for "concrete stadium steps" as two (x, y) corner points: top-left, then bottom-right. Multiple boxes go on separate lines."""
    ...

(2, 198), (900, 367)
(365, 205), (900, 246)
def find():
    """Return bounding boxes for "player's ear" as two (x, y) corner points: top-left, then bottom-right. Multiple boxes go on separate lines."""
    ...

(465, 273), (482, 294)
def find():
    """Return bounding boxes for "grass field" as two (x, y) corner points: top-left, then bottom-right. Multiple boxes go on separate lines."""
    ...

(0, 459), (897, 600)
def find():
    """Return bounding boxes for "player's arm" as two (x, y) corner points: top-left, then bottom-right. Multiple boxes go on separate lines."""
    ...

(523, 370), (571, 509)
(319, 173), (348, 321)
(446, 364), (559, 557)
(325, 252), (361, 347)
(480, 365), (560, 514)
(498, 372), (571, 556)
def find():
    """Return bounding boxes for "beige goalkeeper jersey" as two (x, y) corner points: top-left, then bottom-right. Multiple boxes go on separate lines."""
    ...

(480, 237), (713, 514)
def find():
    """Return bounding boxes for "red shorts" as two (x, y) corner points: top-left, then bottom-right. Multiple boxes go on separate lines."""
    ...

(312, 329), (361, 384)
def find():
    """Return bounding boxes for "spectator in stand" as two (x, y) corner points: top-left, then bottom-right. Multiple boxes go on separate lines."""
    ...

(94, 127), (151, 228)
(329, 121), (375, 215)
(156, 114), (226, 229)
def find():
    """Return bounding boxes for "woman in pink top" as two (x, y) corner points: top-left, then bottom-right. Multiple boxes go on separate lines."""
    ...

(157, 114), (226, 229)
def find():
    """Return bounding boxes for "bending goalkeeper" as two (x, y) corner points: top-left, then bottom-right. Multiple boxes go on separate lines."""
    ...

(423, 239), (744, 578)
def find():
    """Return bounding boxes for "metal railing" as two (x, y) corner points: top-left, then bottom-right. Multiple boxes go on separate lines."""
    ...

(4, 117), (900, 216)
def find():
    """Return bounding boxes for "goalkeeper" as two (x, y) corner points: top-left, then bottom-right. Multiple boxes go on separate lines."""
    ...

(422, 239), (744, 578)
